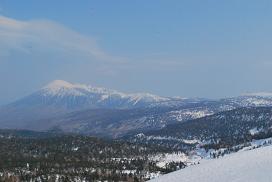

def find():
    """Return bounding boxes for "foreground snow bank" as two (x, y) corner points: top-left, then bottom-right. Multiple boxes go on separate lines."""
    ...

(149, 145), (272, 182)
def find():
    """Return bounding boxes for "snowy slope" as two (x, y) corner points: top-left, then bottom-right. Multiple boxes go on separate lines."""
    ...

(150, 145), (272, 182)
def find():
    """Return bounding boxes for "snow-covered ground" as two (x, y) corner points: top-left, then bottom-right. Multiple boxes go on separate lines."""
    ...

(149, 145), (272, 182)
(150, 152), (188, 168)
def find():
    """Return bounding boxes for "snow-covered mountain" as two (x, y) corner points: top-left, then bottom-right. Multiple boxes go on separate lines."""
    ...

(150, 145), (272, 182)
(0, 80), (201, 132)
(5, 80), (272, 112)
(12, 80), (172, 110)
(2, 80), (272, 137)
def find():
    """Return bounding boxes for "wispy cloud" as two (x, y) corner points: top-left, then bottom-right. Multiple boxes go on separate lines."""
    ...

(0, 15), (125, 63)
(0, 15), (189, 78)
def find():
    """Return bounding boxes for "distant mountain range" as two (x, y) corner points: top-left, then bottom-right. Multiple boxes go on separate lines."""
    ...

(1, 80), (272, 138)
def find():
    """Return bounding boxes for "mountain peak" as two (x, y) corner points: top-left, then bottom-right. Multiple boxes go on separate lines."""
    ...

(41, 80), (87, 96)
(26, 79), (174, 109)
(44, 80), (74, 89)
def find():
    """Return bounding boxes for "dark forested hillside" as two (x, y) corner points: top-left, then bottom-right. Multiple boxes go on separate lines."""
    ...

(0, 130), (184, 182)
(130, 107), (272, 149)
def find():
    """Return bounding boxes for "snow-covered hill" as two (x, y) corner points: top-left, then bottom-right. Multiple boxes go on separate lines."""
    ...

(150, 145), (272, 182)
(129, 106), (272, 150)
(222, 95), (272, 108)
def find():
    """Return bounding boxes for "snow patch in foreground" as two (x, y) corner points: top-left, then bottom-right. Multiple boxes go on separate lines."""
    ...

(149, 145), (272, 182)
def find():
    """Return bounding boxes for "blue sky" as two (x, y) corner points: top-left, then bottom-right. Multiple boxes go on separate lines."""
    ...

(0, 0), (272, 104)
